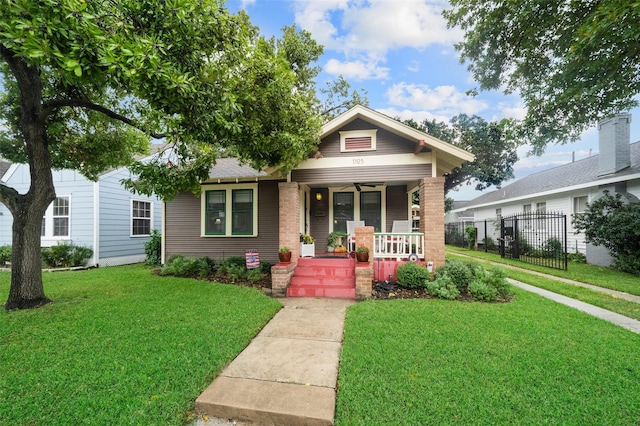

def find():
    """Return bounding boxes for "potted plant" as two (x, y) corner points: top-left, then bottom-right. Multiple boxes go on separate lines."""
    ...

(278, 247), (291, 263)
(327, 231), (346, 252)
(300, 233), (315, 257)
(355, 245), (369, 263)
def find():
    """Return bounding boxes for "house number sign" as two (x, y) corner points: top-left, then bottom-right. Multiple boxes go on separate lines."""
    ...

(352, 158), (364, 165)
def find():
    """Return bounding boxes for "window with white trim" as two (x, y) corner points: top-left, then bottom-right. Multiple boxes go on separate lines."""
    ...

(573, 196), (588, 213)
(42, 196), (70, 239)
(339, 129), (377, 152)
(202, 184), (257, 236)
(131, 200), (152, 236)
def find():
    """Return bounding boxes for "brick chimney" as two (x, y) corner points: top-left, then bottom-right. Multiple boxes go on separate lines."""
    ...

(598, 113), (632, 176)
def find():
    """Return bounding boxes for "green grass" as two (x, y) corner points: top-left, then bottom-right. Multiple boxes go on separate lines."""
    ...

(446, 245), (640, 296)
(445, 250), (640, 321)
(336, 293), (640, 425)
(0, 265), (281, 425)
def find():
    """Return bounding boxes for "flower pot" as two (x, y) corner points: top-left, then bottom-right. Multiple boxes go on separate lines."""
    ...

(356, 252), (369, 263)
(278, 252), (292, 263)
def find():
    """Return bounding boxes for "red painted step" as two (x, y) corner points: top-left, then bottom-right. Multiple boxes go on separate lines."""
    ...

(287, 257), (356, 299)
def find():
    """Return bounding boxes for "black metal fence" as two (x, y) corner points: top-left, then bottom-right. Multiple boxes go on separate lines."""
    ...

(500, 212), (567, 270)
(445, 212), (568, 270)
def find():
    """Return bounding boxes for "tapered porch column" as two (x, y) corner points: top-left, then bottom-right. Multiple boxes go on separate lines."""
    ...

(419, 177), (445, 270)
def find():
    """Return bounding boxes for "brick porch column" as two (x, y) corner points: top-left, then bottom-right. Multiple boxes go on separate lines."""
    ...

(420, 177), (445, 270)
(354, 226), (374, 300)
(278, 182), (300, 259)
(271, 182), (300, 297)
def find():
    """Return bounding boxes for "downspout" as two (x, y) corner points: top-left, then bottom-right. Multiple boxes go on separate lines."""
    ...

(93, 180), (100, 267)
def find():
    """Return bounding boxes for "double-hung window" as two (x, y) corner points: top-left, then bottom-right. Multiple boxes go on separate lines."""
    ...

(202, 184), (257, 236)
(42, 196), (70, 241)
(131, 200), (152, 236)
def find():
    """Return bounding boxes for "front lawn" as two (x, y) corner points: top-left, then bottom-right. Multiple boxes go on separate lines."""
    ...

(0, 265), (281, 425)
(336, 290), (640, 425)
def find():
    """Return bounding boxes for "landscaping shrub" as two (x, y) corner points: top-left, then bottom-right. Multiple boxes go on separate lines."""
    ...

(160, 255), (212, 278)
(41, 242), (93, 268)
(465, 225), (477, 250)
(396, 262), (431, 289)
(426, 275), (460, 300)
(247, 268), (262, 283)
(434, 259), (475, 291)
(259, 260), (272, 274)
(144, 229), (162, 266)
(573, 191), (640, 275)
(542, 237), (564, 259)
(567, 251), (587, 263)
(0, 244), (11, 265)
(469, 266), (512, 301)
(468, 279), (498, 301)
(224, 263), (247, 282)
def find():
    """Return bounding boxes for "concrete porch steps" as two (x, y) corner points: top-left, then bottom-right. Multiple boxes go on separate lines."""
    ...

(287, 257), (356, 299)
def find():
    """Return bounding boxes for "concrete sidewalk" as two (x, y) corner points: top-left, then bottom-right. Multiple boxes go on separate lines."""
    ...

(195, 297), (355, 425)
(508, 279), (640, 334)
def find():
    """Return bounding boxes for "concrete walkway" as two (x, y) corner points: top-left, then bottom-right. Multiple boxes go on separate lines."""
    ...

(195, 297), (355, 425)
(507, 279), (640, 334)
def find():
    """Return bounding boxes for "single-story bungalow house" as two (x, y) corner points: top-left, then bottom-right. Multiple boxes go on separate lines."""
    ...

(450, 113), (639, 266)
(162, 105), (474, 298)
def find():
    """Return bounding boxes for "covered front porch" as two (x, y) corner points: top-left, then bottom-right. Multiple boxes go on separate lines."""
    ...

(273, 177), (446, 300)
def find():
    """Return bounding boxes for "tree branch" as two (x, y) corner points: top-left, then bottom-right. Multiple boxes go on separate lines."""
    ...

(0, 183), (21, 214)
(41, 99), (166, 139)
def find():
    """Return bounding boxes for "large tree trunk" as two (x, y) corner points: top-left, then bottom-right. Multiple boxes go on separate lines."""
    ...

(5, 203), (51, 309)
(2, 46), (57, 309)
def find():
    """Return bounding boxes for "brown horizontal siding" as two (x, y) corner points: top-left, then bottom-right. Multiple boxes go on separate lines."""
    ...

(292, 164), (431, 184)
(317, 119), (422, 157)
(165, 181), (281, 264)
(385, 185), (409, 232)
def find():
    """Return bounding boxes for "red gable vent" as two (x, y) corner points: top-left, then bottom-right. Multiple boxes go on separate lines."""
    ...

(344, 136), (372, 151)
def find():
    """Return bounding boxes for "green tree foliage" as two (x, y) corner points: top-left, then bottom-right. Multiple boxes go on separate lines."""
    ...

(572, 191), (640, 275)
(403, 114), (518, 193)
(444, 1), (640, 154)
(319, 75), (369, 119)
(0, 0), (324, 309)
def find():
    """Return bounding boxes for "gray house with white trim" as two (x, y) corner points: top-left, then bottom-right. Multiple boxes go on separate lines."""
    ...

(0, 150), (163, 267)
(452, 114), (639, 266)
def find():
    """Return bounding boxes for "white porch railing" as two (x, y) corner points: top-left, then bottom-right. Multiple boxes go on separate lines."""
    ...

(373, 232), (425, 260)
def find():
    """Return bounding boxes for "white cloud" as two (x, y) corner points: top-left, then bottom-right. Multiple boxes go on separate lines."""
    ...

(492, 102), (527, 121)
(324, 57), (390, 80)
(240, 0), (256, 9)
(377, 107), (451, 124)
(385, 82), (488, 117)
(293, 0), (462, 55)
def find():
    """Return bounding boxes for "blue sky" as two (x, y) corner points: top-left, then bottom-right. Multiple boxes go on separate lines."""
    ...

(227, 0), (640, 200)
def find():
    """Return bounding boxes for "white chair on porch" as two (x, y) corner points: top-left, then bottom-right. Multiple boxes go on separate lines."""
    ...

(387, 220), (412, 255)
(346, 220), (365, 252)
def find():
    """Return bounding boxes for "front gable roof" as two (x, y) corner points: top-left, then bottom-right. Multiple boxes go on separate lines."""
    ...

(320, 105), (474, 175)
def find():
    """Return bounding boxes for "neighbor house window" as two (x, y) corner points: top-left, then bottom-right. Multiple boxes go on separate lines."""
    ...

(573, 196), (588, 213)
(42, 196), (70, 240)
(131, 200), (152, 236)
(339, 129), (377, 152)
(536, 202), (547, 214)
(202, 184), (257, 237)
(496, 208), (502, 219)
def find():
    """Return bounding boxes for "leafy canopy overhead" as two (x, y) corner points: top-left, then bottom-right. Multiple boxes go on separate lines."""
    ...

(444, 1), (640, 154)
(0, 0), (324, 199)
(403, 114), (518, 194)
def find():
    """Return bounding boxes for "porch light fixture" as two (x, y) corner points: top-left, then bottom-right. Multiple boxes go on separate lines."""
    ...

(315, 192), (322, 201)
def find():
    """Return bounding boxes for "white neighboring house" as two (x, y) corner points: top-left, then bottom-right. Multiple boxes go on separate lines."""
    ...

(451, 114), (640, 266)
(0, 146), (164, 267)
